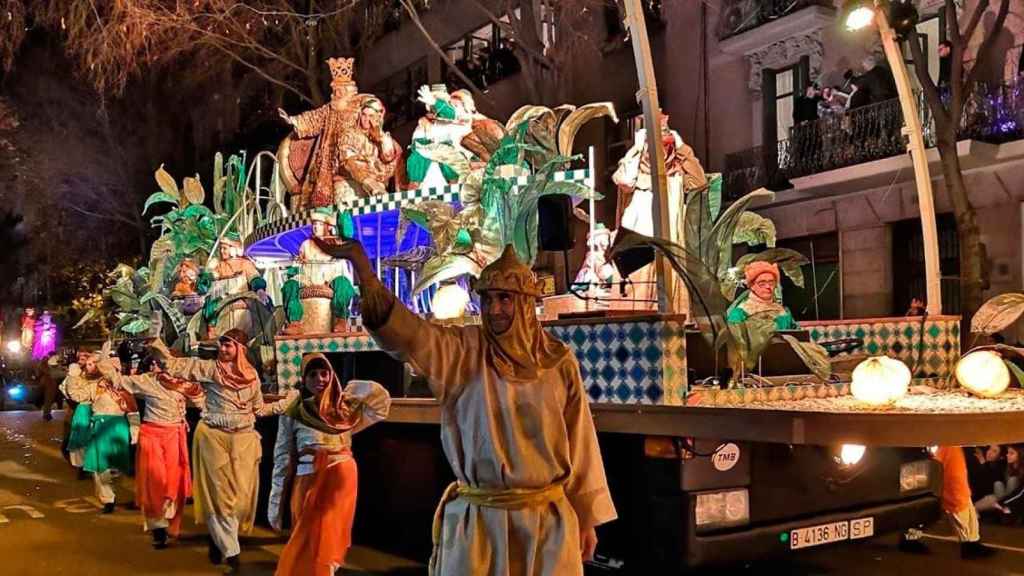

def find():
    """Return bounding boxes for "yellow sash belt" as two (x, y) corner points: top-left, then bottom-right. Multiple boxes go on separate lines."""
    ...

(429, 481), (566, 575)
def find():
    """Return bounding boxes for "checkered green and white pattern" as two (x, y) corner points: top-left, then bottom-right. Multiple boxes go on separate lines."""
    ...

(348, 185), (462, 216)
(275, 334), (380, 388)
(805, 317), (961, 380)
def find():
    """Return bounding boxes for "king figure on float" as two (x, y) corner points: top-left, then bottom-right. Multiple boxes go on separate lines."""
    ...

(613, 112), (706, 311)
(279, 57), (401, 209)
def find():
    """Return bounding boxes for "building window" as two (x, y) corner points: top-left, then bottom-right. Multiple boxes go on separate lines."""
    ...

(905, 13), (944, 89)
(892, 214), (960, 316)
(761, 58), (809, 145)
(370, 59), (428, 130)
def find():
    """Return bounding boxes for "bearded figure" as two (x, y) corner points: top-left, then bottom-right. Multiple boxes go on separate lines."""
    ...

(279, 58), (401, 209)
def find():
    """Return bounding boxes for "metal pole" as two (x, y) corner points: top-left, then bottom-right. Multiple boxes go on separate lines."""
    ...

(875, 6), (943, 315)
(622, 0), (673, 314)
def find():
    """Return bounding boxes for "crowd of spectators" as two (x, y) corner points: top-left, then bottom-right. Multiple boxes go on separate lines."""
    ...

(967, 444), (1024, 524)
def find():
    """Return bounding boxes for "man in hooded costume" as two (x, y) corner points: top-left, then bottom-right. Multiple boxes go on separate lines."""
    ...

(315, 238), (617, 576)
(270, 353), (391, 575)
(151, 329), (296, 574)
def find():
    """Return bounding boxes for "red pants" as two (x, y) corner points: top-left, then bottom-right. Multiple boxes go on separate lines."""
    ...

(136, 422), (191, 536)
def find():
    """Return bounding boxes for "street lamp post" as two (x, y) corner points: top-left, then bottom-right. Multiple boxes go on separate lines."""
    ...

(846, 1), (943, 316)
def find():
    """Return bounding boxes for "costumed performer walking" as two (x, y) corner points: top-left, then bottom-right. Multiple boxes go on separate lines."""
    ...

(149, 329), (297, 574)
(269, 353), (391, 575)
(315, 237), (617, 576)
(62, 350), (137, 513)
(96, 355), (205, 549)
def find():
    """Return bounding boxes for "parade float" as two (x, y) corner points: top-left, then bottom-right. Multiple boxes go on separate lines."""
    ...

(72, 47), (1024, 572)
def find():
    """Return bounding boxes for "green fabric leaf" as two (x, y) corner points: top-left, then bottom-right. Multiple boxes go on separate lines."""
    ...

(143, 192), (180, 215)
(707, 173), (723, 221)
(213, 152), (225, 214)
(1003, 359), (1024, 388)
(732, 211), (777, 248)
(154, 164), (180, 198)
(728, 312), (777, 371)
(121, 318), (152, 335)
(782, 334), (832, 381)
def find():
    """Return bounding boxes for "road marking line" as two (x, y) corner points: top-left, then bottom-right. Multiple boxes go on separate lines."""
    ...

(922, 532), (1024, 554)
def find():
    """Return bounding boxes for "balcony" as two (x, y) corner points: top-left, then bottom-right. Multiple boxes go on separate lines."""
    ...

(723, 77), (1024, 201)
(717, 0), (834, 43)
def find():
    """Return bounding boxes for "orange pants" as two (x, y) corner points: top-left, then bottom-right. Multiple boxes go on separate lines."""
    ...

(136, 422), (191, 536)
(275, 452), (358, 576)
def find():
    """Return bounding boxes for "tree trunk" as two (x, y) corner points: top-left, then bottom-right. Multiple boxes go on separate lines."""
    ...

(934, 136), (986, 331)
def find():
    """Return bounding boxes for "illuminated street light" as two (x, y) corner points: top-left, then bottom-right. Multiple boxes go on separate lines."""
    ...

(845, 6), (875, 30)
(5, 340), (21, 355)
(840, 0), (941, 316)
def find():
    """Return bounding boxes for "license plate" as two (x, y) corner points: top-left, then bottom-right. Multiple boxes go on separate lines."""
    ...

(789, 517), (874, 550)
(790, 521), (848, 550)
(850, 517), (874, 540)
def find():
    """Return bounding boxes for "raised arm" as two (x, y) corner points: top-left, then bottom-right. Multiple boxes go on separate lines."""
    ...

(268, 414), (297, 531)
(254, 387), (299, 418)
(60, 364), (98, 404)
(313, 237), (475, 403)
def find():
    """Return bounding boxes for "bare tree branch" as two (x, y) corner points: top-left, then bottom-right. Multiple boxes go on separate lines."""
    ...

(907, 28), (950, 126)
(398, 0), (493, 105)
(962, 0), (990, 47)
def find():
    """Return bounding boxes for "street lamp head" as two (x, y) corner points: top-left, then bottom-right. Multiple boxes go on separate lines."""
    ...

(842, 0), (876, 31)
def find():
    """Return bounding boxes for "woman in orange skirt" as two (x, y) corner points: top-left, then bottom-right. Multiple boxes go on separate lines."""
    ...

(270, 353), (391, 576)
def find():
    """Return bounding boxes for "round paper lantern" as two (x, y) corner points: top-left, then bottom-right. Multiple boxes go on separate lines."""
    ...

(432, 284), (470, 320)
(955, 350), (1010, 398)
(851, 356), (911, 406)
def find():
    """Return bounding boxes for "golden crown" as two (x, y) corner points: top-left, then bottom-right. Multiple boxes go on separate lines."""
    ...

(327, 57), (355, 84)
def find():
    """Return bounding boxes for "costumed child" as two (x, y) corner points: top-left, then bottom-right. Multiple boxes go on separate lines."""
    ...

(269, 353), (391, 575)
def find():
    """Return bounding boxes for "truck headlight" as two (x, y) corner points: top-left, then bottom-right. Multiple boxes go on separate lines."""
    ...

(695, 489), (749, 530)
(900, 460), (931, 492)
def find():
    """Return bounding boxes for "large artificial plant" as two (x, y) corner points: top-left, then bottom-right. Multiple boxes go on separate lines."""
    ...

(611, 183), (829, 384)
(396, 102), (615, 294)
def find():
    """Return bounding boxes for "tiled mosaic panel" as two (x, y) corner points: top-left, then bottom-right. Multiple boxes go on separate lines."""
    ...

(548, 319), (688, 407)
(277, 318), (688, 406)
(686, 382), (849, 407)
(276, 334), (379, 389)
(805, 318), (960, 380)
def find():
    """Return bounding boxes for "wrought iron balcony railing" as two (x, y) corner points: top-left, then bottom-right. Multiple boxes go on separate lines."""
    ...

(717, 0), (833, 41)
(723, 76), (1024, 201)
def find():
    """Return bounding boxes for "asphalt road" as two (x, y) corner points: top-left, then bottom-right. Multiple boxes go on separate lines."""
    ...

(0, 409), (1020, 576)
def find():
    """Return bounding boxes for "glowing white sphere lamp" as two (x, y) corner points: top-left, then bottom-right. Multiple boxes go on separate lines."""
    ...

(432, 284), (470, 321)
(851, 356), (911, 406)
(955, 350), (1010, 398)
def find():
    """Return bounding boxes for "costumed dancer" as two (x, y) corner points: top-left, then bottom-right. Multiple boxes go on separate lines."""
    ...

(317, 238), (617, 576)
(149, 329), (296, 574)
(96, 356), (205, 549)
(269, 353), (391, 575)
(62, 351), (138, 513)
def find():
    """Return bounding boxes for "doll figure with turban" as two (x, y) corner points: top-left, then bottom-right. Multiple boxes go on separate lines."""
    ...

(725, 261), (798, 331)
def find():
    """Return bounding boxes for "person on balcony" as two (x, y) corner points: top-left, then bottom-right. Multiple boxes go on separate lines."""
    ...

(726, 261), (798, 331)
